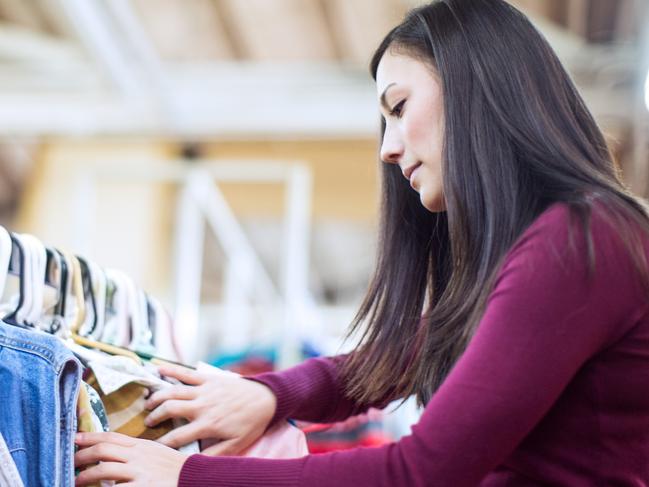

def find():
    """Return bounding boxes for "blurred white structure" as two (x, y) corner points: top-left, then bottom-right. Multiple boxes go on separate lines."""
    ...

(645, 69), (649, 112)
(74, 160), (317, 366)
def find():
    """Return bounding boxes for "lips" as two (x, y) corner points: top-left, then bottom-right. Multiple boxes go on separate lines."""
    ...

(402, 162), (422, 182)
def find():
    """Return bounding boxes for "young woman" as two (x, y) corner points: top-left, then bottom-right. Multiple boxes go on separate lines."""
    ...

(74, 0), (649, 485)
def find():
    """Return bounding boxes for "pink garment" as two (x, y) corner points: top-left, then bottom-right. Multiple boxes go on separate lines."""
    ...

(196, 362), (308, 459)
(241, 421), (308, 459)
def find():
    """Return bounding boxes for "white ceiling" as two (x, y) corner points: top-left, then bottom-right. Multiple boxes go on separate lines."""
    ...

(0, 0), (645, 139)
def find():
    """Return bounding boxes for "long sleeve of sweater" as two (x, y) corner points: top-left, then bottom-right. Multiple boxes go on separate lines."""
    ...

(245, 354), (398, 426)
(178, 203), (649, 486)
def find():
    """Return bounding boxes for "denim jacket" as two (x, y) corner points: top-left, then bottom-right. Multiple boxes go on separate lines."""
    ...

(0, 321), (81, 487)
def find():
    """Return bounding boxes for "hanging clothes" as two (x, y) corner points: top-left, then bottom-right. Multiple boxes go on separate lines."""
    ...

(0, 320), (81, 487)
(79, 353), (199, 454)
(0, 227), (186, 485)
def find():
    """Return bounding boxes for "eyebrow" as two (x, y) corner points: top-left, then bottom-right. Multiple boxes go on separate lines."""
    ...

(380, 83), (397, 111)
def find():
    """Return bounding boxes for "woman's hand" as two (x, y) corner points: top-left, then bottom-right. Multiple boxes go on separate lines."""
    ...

(74, 432), (187, 486)
(144, 363), (277, 455)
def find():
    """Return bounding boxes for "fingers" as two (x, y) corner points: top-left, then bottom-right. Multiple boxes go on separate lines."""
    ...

(75, 432), (136, 448)
(145, 385), (197, 411)
(156, 421), (207, 449)
(201, 438), (244, 457)
(75, 442), (130, 467)
(145, 399), (198, 427)
(158, 363), (205, 386)
(75, 462), (132, 485)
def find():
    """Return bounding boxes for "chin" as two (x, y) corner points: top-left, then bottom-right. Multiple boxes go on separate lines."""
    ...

(420, 191), (446, 213)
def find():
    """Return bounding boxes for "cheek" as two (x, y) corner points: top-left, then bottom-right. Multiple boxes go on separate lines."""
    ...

(403, 118), (431, 153)
(404, 109), (442, 159)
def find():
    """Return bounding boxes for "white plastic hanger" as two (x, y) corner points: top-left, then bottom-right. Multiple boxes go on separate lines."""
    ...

(13, 234), (34, 326)
(77, 257), (96, 338)
(150, 296), (180, 362)
(0, 226), (13, 300)
(2, 235), (26, 325)
(87, 259), (107, 341)
(131, 288), (154, 354)
(21, 234), (47, 329)
(119, 271), (141, 349)
(41, 247), (64, 334)
(102, 269), (129, 346)
(57, 251), (75, 333)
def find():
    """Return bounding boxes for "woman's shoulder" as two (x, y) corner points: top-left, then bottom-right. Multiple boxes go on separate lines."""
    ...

(513, 197), (649, 258)
(490, 197), (649, 351)
(497, 197), (649, 303)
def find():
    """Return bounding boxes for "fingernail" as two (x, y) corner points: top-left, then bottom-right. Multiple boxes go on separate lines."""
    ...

(75, 433), (84, 442)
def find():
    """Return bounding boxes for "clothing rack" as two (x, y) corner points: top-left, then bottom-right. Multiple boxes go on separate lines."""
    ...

(0, 226), (180, 362)
(0, 232), (192, 487)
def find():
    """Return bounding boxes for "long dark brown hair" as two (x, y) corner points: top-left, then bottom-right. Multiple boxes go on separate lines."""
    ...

(342, 0), (649, 406)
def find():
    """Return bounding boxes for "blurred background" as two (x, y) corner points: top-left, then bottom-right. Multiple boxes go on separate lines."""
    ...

(0, 0), (648, 442)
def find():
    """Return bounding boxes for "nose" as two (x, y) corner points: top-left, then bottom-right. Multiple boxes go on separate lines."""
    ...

(380, 125), (404, 164)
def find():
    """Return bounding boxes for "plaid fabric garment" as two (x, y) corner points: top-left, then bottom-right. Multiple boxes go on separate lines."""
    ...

(84, 370), (175, 440)
(78, 353), (199, 454)
(76, 381), (112, 487)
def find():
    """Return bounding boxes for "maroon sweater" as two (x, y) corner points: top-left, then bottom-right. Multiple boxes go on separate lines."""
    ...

(179, 203), (649, 486)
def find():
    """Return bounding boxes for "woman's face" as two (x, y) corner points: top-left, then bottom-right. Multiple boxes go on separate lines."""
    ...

(376, 49), (446, 212)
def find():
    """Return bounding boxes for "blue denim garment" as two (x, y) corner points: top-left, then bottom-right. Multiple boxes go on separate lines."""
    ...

(0, 321), (81, 487)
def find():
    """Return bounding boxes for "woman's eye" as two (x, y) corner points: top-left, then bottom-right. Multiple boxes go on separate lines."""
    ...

(390, 100), (406, 118)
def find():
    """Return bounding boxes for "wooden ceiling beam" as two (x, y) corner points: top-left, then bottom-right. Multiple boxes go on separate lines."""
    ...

(31, 0), (77, 38)
(0, 0), (48, 31)
(0, 21), (84, 65)
(132, 0), (235, 61)
(216, 0), (336, 61)
(325, 0), (403, 66)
